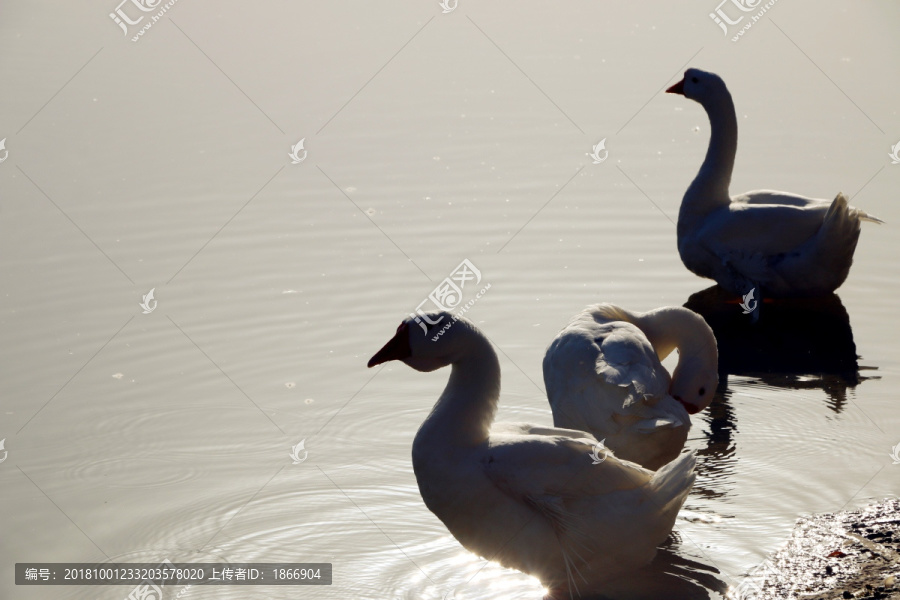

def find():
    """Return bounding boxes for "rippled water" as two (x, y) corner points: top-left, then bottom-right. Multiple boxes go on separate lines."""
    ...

(2, 2), (899, 599)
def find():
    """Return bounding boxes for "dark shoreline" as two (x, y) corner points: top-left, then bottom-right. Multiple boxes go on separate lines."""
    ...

(742, 498), (899, 599)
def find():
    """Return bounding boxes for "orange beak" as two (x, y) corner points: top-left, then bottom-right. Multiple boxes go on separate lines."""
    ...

(666, 78), (686, 95)
(368, 322), (412, 368)
(674, 396), (702, 415)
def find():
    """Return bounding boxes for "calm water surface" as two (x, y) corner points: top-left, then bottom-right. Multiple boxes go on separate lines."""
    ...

(2, 2), (899, 599)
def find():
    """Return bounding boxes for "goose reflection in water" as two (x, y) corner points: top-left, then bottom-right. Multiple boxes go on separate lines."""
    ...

(684, 285), (874, 411)
(682, 285), (876, 500)
(568, 539), (729, 600)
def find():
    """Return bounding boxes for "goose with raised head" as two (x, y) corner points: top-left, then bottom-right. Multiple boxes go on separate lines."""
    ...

(544, 304), (718, 471)
(368, 313), (697, 598)
(667, 68), (882, 298)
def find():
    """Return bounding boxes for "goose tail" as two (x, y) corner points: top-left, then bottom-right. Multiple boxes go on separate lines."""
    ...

(648, 450), (696, 513)
(826, 192), (880, 225)
(769, 193), (866, 295)
(820, 192), (863, 254)
(858, 212), (884, 225)
(837, 191), (884, 224)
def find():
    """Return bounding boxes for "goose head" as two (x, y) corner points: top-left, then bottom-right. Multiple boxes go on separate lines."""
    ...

(670, 346), (719, 414)
(368, 311), (466, 372)
(618, 305), (720, 415)
(666, 68), (728, 105)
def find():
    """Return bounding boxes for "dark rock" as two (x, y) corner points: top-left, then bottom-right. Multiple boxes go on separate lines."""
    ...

(741, 499), (900, 599)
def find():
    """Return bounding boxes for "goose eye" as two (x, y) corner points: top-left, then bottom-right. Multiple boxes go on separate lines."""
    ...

(691, 76), (699, 83)
(698, 387), (706, 396)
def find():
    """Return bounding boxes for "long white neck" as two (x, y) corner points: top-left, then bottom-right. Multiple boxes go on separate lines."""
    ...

(679, 88), (737, 230)
(606, 305), (710, 364)
(416, 327), (500, 448)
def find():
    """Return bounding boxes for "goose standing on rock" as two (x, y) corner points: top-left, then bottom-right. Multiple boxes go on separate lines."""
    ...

(544, 304), (718, 471)
(368, 313), (697, 599)
(666, 68), (882, 298)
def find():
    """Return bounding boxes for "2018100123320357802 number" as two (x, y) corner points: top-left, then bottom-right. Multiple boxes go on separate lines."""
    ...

(15, 563), (333, 585)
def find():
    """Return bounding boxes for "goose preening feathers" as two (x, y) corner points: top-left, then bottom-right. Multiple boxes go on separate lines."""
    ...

(543, 304), (718, 471)
(368, 313), (697, 598)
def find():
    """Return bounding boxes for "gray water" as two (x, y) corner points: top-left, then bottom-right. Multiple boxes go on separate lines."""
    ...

(2, 1), (899, 599)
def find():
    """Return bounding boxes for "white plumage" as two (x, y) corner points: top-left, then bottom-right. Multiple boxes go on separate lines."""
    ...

(667, 68), (882, 297)
(544, 304), (718, 471)
(369, 313), (696, 598)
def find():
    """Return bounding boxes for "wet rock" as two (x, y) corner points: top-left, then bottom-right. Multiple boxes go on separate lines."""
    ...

(737, 498), (900, 599)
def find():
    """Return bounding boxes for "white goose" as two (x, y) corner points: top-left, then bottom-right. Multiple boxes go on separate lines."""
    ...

(544, 304), (718, 471)
(368, 313), (697, 598)
(667, 68), (882, 298)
